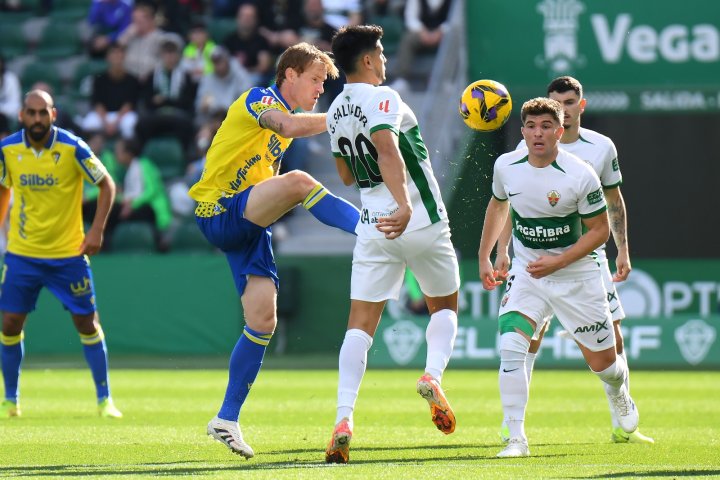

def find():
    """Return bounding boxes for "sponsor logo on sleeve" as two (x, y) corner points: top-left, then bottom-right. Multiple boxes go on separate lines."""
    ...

(587, 188), (604, 205)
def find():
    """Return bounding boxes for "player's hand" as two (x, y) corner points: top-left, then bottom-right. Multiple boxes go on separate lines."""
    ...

(479, 258), (503, 291)
(613, 250), (632, 282)
(80, 227), (104, 256)
(526, 255), (563, 278)
(493, 251), (511, 280)
(376, 204), (412, 240)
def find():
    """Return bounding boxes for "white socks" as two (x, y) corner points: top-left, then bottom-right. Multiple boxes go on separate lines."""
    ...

(605, 350), (630, 428)
(594, 354), (628, 397)
(336, 328), (373, 426)
(525, 352), (537, 386)
(499, 332), (530, 441)
(424, 309), (458, 381)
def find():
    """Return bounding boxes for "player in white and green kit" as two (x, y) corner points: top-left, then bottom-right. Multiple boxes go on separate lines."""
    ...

(497, 76), (652, 444)
(479, 97), (640, 458)
(323, 25), (460, 464)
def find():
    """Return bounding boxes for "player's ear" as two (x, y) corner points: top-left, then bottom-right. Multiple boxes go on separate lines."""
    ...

(579, 98), (587, 113)
(285, 67), (298, 83)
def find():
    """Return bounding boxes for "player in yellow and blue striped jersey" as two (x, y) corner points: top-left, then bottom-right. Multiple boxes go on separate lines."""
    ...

(190, 42), (360, 459)
(0, 90), (122, 419)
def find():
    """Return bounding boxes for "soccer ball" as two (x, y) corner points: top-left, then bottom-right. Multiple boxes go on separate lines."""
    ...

(459, 79), (512, 132)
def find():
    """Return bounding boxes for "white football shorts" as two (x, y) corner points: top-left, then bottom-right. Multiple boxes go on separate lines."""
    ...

(600, 259), (626, 322)
(499, 267), (614, 352)
(350, 221), (460, 302)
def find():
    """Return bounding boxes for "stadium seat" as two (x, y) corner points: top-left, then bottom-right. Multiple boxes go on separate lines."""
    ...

(170, 220), (214, 252)
(371, 15), (404, 56)
(142, 137), (185, 181)
(0, 23), (29, 59)
(50, 0), (92, 21)
(35, 20), (82, 59)
(70, 59), (107, 102)
(208, 18), (237, 43)
(110, 222), (156, 252)
(21, 61), (64, 95)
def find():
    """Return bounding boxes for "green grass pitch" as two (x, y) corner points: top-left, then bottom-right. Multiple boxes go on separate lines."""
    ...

(0, 369), (718, 479)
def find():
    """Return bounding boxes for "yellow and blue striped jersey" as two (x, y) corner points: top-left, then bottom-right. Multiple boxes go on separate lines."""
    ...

(189, 85), (293, 212)
(0, 127), (108, 258)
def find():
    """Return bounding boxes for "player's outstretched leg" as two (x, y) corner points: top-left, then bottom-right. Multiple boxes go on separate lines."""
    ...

(325, 417), (352, 464)
(1, 332), (24, 418)
(302, 184), (359, 235)
(416, 373), (456, 434)
(207, 416), (254, 459)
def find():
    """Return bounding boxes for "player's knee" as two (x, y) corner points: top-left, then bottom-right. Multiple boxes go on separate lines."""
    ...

(2, 312), (26, 335)
(284, 170), (316, 198)
(499, 332), (529, 370)
(71, 312), (98, 334)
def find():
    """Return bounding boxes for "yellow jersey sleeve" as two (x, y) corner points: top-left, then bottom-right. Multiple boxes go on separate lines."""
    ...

(188, 85), (294, 207)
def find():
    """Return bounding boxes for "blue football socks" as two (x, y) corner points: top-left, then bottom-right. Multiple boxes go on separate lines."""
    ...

(1, 332), (24, 402)
(218, 326), (273, 422)
(302, 184), (359, 235)
(80, 328), (110, 401)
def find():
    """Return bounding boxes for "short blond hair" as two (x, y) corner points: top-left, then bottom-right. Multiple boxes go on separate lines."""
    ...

(275, 42), (339, 87)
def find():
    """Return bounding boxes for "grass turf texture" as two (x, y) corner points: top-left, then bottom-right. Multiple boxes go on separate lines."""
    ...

(0, 369), (718, 479)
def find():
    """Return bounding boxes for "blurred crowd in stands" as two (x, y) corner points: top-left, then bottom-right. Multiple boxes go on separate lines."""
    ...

(0, 0), (453, 253)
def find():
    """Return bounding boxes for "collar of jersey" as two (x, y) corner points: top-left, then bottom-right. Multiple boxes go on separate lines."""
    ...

(23, 126), (58, 150)
(267, 84), (292, 112)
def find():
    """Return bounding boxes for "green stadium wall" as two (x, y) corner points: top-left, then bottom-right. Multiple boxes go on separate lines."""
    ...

(18, 254), (719, 369)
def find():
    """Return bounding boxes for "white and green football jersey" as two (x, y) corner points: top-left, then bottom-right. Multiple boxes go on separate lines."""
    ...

(492, 148), (607, 280)
(516, 127), (621, 262)
(327, 83), (447, 239)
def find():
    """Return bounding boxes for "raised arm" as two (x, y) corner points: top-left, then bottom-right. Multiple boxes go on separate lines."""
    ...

(259, 110), (328, 138)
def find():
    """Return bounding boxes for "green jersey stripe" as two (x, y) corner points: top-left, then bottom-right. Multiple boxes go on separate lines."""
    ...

(399, 126), (440, 223)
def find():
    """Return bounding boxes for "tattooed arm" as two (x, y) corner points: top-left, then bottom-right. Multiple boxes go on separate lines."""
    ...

(604, 186), (631, 282)
(259, 110), (327, 138)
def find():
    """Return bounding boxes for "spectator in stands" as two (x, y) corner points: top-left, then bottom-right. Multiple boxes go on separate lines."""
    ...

(299, 0), (343, 107)
(81, 42), (141, 139)
(135, 37), (197, 154)
(194, 46), (251, 126)
(389, 0), (452, 93)
(211, 0), (254, 18)
(88, 137), (172, 252)
(223, 2), (274, 86)
(0, 55), (20, 133)
(156, 0), (204, 35)
(299, 0), (335, 51)
(118, 1), (166, 83)
(181, 20), (217, 83)
(87, 0), (133, 59)
(257, 0), (303, 55)
(321, 0), (363, 30)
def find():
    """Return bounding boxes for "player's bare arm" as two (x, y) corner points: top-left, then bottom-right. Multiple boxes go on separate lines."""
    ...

(81, 175), (116, 256)
(527, 211), (610, 279)
(478, 197), (509, 290)
(334, 156), (355, 186)
(371, 129), (412, 239)
(259, 110), (328, 138)
(604, 186), (631, 282)
(494, 213), (513, 279)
